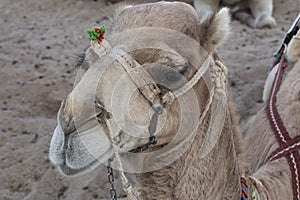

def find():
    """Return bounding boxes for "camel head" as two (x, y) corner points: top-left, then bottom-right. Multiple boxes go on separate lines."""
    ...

(49, 2), (231, 176)
(263, 25), (300, 102)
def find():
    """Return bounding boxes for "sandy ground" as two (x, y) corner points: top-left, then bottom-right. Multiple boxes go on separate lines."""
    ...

(0, 0), (299, 199)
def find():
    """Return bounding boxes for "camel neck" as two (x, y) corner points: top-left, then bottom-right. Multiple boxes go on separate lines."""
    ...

(135, 116), (241, 200)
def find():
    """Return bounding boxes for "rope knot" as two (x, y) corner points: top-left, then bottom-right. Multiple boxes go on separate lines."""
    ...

(162, 91), (176, 105)
(211, 59), (227, 99)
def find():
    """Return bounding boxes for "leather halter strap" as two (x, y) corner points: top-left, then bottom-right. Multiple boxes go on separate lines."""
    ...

(92, 40), (162, 106)
(112, 48), (162, 106)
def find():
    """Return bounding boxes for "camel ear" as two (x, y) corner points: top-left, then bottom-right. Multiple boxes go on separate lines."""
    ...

(202, 8), (231, 51)
(114, 1), (133, 19)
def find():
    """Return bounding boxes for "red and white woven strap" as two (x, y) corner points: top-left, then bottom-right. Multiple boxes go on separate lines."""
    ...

(265, 56), (300, 200)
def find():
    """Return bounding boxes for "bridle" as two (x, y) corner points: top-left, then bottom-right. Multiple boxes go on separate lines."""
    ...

(264, 14), (300, 200)
(87, 27), (228, 200)
(81, 14), (300, 200)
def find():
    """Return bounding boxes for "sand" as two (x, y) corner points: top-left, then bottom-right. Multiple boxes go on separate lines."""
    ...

(0, 0), (299, 199)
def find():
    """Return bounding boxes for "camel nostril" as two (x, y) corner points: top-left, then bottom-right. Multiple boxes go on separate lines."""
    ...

(57, 100), (76, 135)
(95, 110), (112, 124)
(95, 97), (112, 122)
(96, 112), (106, 124)
(106, 112), (112, 119)
(49, 125), (65, 165)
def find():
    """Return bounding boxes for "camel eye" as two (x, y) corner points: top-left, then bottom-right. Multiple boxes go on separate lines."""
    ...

(146, 64), (186, 91)
(76, 46), (100, 71)
(166, 70), (181, 82)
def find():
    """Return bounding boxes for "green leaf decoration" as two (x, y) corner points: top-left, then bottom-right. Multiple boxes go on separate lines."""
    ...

(86, 29), (100, 41)
(100, 25), (106, 34)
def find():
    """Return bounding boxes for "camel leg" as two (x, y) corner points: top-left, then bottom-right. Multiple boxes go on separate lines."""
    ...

(249, 0), (276, 28)
(234, 10), (256, 28)
(193, 0), (220, 23)
(233, 0), (276, 28)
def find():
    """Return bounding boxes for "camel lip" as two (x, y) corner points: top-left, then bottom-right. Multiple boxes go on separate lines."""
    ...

(58, 159), (101, 176)
(50, 119), (114, 176)
(56, 133), (149, 176)
(57, 148), (114, 176)
(50, 108), (153, 176)
(55, 137), (114, 176)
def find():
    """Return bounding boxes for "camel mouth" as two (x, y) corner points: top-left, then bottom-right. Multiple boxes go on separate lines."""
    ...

(49, 120), (114, 176)
(50, 125), (152, 176)
(49, 95), (155, 176)
(57, 157), (102, 176)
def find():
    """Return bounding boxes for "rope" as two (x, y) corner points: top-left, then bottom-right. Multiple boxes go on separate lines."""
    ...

(248, 176), (271, 200)
(172, 56), (210, 98)
(213, 60), (228, 99)
(198, 58), (228, 158)
(105, 118), (139, 200)
(199, 84), (214, 124)
(241, 177), (249, 200)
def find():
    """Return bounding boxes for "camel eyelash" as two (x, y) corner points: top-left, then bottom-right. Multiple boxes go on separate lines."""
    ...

(75, 53), (86, 68)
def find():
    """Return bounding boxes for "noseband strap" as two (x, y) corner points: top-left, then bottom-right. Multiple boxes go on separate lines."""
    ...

(112, 48), (162, 106)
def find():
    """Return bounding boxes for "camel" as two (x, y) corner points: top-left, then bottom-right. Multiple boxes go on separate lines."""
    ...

(241, 28), (300, 200)
(48, 2), (291, 199)
(106, 0), (276, 28)
(194, 0), (276, 28)
(50, 2), (244, 199)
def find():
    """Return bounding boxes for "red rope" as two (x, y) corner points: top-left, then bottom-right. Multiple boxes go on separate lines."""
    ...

(265, 56), (300, 200)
